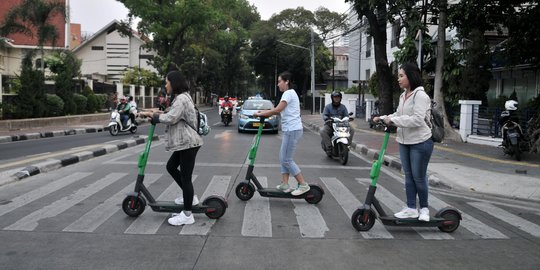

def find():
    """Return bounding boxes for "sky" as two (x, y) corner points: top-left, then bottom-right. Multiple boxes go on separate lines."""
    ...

(69, 0), (352, 34)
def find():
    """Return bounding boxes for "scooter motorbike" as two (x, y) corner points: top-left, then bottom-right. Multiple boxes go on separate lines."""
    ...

(221, 106), (232, 126)
(350, 120), (461, 233)
(108, 110), (137, 136)
(321, 112), (353, 165)
(499, 102), (527, 161)
(235, 117), (324, 204)
(122, 123), (227, 219)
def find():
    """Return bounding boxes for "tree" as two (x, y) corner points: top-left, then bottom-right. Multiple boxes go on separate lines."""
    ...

(13, 51), (47, 118)
(0, 0), (65, 71)
(122, 66), (161, 88)
(46, 50), (81, 115)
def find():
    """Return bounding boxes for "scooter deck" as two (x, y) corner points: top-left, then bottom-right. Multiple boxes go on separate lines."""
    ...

(148, 201), (209, 213)
(258, 188), (309, 199)
(379, 215), (447, 227)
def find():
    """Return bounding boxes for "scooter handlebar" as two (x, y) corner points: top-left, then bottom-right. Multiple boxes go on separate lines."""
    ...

(258, 116), (266, 123)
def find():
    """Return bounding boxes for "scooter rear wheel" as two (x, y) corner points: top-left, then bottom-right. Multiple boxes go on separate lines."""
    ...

(203, 197), (227, 219)
(130, 125), (137, 134)
(437, 209), (460, 233)
(235, 182), (255, 201)
(304, 185), (324, 204)
(351, 208), (376, 231)
(122, 195), (146, 217)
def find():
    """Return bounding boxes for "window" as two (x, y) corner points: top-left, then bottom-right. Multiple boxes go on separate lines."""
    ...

(365, 69), (371, 80)
(366, 36), (372, 58)
(91, 46), (104, 50)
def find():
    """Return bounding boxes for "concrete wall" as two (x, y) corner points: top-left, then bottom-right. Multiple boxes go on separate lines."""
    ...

(0, 113), (109, 131)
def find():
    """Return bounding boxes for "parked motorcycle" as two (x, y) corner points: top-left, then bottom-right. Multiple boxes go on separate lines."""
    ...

(108, 110), (137, 136)
(221, 106), (232, 126)
(321, 113), (353, 165)
(499, 100), (528, 161)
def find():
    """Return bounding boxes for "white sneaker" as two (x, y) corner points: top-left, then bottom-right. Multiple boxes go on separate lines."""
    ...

(419, 207), (430, 222)
(168, 211), (195, 226)
(290, 184), (310, 196)
(394, 207), (419, 219)
(174, 195), (199, 205)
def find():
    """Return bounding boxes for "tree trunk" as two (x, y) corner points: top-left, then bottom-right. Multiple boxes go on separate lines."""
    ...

(433, 0), (461, 142)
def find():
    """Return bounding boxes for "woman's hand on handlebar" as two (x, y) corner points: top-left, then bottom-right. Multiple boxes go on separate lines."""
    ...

(373, 116), (392, 125)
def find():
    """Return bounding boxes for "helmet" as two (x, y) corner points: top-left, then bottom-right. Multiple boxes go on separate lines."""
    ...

(128, 96), (133, 102)
(505, 100), (518, 111)
(331, 92), (342, 99)
(224, 96), (229, 101)
(119, 96), (126, 102)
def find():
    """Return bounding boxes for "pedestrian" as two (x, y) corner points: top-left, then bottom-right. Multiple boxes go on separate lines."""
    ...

(138, 70), (203, 226)
(253, 71), (310, 196)
(373, 63), (433, 222)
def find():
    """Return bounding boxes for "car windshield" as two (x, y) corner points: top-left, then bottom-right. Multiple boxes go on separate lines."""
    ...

(243, 100), (273, 110)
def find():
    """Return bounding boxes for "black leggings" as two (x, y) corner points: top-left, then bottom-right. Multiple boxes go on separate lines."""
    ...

(166, 146), (200, 211)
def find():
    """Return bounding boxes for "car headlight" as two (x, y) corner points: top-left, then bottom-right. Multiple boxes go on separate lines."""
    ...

(239, 114), (249, 119)
(268, 115), (276, 120)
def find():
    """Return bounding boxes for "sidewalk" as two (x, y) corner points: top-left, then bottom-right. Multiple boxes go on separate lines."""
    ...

(301, 110), (540, 202)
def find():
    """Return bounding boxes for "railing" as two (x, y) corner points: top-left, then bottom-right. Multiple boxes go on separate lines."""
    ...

(473, 106), (537, 138)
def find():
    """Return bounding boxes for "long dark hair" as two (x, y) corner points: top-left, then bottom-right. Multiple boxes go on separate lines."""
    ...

(400, 63), (423, 90)
(166, 70), (189, 96)
(279, 71), (296, 90)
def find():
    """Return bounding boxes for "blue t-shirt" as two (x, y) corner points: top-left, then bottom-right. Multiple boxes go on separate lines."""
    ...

(280, 89), (303, 131)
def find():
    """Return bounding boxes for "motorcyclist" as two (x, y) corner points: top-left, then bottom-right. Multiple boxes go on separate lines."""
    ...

(221, 96), (234, 122)
(116, 96), (131, 128)
(128, 96), (138, 125)
(320, 92), (355, 155)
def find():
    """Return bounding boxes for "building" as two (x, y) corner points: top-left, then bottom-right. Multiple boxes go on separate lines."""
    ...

(324, 45), (349, 90)
(72, 20), (157, 84)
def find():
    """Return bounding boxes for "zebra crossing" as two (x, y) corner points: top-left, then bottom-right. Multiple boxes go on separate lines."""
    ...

(1, 170), (539, 240)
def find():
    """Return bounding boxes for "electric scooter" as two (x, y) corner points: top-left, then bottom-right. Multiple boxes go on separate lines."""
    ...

(122, 123), (228, 219)
(350, 120), (461, 232)
(235, 117), (324, 204)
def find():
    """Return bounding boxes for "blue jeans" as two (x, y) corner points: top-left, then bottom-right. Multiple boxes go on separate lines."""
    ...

(280, 129), (303, 176)
(398, 139), (434, 209)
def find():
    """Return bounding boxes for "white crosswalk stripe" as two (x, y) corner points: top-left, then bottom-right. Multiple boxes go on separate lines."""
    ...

(241, 177), (272, 237)
(292, 199), (329, 238)
(0, 172), (92, 218)
(468, 202), (540, 237)
(4, 173), (126, 231)
(64, 173), (163, 233)
(180, 175), (231, 235)
(321, 177), (393, 239)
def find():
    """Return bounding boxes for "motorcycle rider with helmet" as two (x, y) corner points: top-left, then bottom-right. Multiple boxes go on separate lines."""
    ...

(320, 91), (355, 156)
(221, 95), (234, 123)
(116, 96), (132, 127)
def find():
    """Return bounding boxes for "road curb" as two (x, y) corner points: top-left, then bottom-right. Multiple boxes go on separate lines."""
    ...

(0, 135), (158, 187)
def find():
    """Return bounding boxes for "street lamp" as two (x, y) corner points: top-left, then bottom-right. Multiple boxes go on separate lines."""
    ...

(277, 28), (316, 114)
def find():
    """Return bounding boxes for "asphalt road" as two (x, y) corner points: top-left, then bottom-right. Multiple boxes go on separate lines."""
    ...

(0, 111), (539, 269)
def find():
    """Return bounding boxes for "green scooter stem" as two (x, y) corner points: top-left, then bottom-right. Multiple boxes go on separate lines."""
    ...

(369, 130), (390, 187)
(138, 124), (156, 175)
(248, 117), (265, 166)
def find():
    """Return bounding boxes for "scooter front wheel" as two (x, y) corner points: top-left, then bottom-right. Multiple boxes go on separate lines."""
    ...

(351, 208), (376, 231)
(203, 197), (227, 219)
(304, 185), (324, 204)
(338, 143), (349, 165)
(122, 195), (146, 217)
(235, 182), (255, 201)
(109, 124), (119, 136)
(437, 209), (461, 233)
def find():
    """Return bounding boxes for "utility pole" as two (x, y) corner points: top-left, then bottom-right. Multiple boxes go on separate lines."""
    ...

(332, 40), (335, 92)
(310, 28), (315, 115)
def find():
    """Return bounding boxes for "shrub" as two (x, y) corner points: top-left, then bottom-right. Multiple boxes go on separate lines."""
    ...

(73, 93), (87, 114)
(95, 94), (108, 111)
(45, 94), (64, 116)
(82, 86), (99, 113)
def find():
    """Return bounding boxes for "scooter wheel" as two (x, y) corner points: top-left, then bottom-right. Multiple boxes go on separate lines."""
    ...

(122, 195), (146, 217)
(437, 209), (461, 233)
(351, 208), (376, 231)
(203, 197), (227, 219)
(235, 182), (255, 201)
(339, 144), (349, 165)
(109, 124), (119, 136)
(304, 185), (324, 204)
(130, 126), (137, 134)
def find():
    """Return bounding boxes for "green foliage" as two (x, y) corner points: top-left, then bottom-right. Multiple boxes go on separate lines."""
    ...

(94, 94), (108, 111)
(73, 93), (87, 114)
(45, 94), (64, 117)
(82, 86), (99, 113)
(122, 66), (162, 88)
(367, 72), (379, 98)
(13, 51), (47, 119)
(46, 50), (81, 115)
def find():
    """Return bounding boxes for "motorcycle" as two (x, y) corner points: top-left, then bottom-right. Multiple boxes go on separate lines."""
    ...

(499, 100), (528, 161)
(221, 106), (232, 126)
(108, 110), (137, 136)
(321, 113), (353, 165)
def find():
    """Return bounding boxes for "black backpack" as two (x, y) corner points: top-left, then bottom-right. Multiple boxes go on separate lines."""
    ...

(413, 92), (445, 143)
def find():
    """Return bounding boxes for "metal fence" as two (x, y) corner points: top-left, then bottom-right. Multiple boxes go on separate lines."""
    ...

(473, 106), (537, 138)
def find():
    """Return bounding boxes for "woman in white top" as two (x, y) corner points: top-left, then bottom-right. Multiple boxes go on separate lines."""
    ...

(374, 63), (434, 222)
(253, 71), (310, 196)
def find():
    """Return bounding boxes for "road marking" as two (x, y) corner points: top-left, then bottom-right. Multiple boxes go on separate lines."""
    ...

(64, 173), (163, 233)
(4, 173), (126, 231)
(241, 177), (272, 237)
(321, 177), (393, 239)
(0, 172), (92, 217)
(468, 202), (540, 237)
(214, 130), (233, 139)
(124, 175), (197, 234)
(356, 178), (453, 240)
(107, 160), (370, 170)
(180, 175), (231, 235)
(292, 199), (328, 238)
